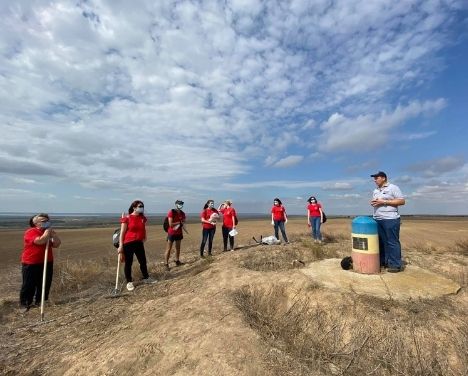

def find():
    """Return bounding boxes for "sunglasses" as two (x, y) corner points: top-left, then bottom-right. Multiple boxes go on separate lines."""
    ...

(137, 205), (144, 208)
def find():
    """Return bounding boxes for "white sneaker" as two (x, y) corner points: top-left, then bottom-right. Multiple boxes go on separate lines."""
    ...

(126, 282), (135, 291)
(143, 277), (157, 284)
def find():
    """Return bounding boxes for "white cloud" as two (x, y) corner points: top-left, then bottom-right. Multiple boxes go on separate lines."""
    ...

(0, 1), (464, 212)
(318, 99), (446, 152)
(272, 155), (303, 168)
(407, 156), (465, 177)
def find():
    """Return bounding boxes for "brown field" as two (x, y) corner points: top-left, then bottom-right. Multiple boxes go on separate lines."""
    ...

(0, 217), (467, 375)
(2, 217), (467, 268)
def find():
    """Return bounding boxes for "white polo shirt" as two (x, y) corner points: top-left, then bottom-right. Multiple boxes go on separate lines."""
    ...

(372, 183), (404, 220)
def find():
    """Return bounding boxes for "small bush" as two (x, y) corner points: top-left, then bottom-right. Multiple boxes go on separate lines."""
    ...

(233, 285), (468, 376)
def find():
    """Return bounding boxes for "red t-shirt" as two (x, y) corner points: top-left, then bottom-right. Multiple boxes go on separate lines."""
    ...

(167, 209), (186, 236)
(201, 208), (218, 229)
(220, 207), (237, 228)
(120, 214), (147, 244)
(21, 227), (54, 264)
(271, 205), (287, 221)
(307, 203), (322, 217)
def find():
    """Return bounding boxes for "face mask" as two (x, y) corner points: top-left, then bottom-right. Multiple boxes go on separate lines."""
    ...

(274, 201), (279, 206)
(40, 221), (51, 229)
(208, 202), (214, 209)
(176, 204), (183, 210)
(135, 207), (144, 214)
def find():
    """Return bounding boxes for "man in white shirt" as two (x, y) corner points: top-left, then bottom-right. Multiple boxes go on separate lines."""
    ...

(370, 171), (405, 272)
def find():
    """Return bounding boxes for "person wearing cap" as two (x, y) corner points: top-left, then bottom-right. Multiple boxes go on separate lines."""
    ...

(19, 213), (61, 313)
(218, 200), (237, 252)
(370, 171), (405, 273)
(164, 200), (186, 270)
(307, 196), (324, 243)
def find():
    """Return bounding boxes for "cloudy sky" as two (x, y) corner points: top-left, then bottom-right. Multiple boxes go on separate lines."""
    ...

(1, 0), (467, 215)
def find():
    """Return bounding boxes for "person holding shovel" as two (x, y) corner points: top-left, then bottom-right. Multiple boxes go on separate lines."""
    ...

(117, 200), (156, 291)
(164, 200), (186, 270)
(19, 213), (61, 313)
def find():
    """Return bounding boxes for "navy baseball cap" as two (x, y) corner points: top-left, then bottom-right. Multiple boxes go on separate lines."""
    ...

(370, 171), (387, 178)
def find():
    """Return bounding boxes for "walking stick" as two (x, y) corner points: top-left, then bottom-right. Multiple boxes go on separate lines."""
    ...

(111, 212), (125, 296)
(40, 240), (50, 322)
(112, 252), (121, 296)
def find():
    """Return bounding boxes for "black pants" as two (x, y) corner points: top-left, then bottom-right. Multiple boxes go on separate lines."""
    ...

(123, 241), (149, 282)
(20, 262), (53, 307)
(200, 228), (216, 255)
(222, 226), (234, 251)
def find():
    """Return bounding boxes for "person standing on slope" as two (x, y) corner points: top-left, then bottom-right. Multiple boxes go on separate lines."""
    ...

(218, 200), (237, 252)
(307, 196), (324, 243)
(164, 200), (186, 270)
(19, 213), (61, 313)
(271, 198), (289, 244)
(199, 200), (218, 257)
(118, 200), (156, 291)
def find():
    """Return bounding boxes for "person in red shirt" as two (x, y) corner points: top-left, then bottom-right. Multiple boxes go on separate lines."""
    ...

(307, 196), (324, 243)
(271, 198), (289, 243)
(19, 213), (61, 313)
(218, 200), (237, 252)
(199, 199), (219, 257)
(164, 200), (186, 270)
(117, 200), (155, 291)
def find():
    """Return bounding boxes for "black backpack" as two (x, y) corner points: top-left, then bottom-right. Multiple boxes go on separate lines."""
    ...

(163, 209), (184, 232)
(112, 228), (120, 248)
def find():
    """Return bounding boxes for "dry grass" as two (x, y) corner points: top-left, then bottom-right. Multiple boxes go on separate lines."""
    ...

(239, 233), (346, 272)
(233, 285), (468, 376)
(406, 240), (468, 288)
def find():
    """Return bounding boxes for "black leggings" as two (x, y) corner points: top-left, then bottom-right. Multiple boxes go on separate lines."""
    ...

(200, 228), (216, 255)
(123, 241), (149, 282)
(20, 262), (53, 307)
(222, 226), (235, 251)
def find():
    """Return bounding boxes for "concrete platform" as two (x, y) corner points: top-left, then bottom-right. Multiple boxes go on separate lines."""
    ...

(300, 258), (461, 300)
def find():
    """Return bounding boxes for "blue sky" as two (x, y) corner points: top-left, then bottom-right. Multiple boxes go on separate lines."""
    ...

(0, 0), (467, 215)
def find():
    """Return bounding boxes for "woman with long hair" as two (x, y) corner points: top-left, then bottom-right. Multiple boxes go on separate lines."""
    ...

(271, 198), (289, 243)
(199, 199), (218, 257)
(307, 196), (324, 243)
(218, 200), (237, 252)
(117, 200), (156, 291)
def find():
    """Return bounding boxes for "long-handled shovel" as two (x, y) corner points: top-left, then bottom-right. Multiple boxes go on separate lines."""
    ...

(112, 252), (122, 296)
(40, 240), (50, 322)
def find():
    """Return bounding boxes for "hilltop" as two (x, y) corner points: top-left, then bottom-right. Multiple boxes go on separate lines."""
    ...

(0, 219), (467, 375)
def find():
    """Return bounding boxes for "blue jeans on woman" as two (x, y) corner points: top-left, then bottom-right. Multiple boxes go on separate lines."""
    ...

(200, 227), (216, 256)
(310, 216), (322, 241)
(274, 220), (288, 243)
(376, 218), (402, 269)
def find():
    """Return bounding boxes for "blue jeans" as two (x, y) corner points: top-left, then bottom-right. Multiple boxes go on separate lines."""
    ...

(274, 220), (288, 242)
(310, 216), (322, 240)
(376, 218), (402, 268)
(200, 228), (216, 255)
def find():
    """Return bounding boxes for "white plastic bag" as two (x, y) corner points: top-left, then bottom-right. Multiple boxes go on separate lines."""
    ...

(261, 236), (281, 245)
(229, 228), (238, 237)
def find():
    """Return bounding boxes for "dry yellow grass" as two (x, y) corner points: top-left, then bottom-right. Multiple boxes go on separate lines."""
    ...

(0, 217), (467, 375)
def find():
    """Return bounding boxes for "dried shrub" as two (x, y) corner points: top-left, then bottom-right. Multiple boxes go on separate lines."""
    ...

(240, 244), (340, 272)
(233, 285), (468, 376)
